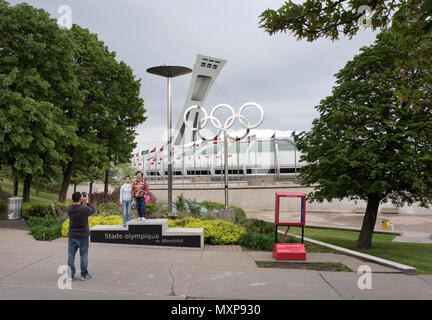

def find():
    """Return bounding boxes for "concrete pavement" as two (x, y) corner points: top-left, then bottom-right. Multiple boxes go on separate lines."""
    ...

(0, 219), (431, 300)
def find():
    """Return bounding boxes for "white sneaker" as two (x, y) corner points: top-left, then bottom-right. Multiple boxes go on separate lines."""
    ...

(142, 217), (146, 220)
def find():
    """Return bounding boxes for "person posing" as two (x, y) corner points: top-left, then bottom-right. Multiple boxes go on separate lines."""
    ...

(119, 175), (133, 226)
(132, 171), (149, 221)
(67, 191), (96, 281)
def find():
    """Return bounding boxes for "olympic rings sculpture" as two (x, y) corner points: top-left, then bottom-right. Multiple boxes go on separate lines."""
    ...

(183, 102), (264, 142)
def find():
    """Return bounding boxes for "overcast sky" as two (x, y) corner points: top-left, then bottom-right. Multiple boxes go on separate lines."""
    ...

(9, 0), (378, 153)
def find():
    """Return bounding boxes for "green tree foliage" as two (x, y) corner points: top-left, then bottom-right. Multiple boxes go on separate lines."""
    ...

(0, 1), (79, 202)
(0, 1), (146, 202)
(259, 0), (430, 41)
(259, 0), (432, 111)
(57, 25), (146, 202)
(295, 30), (432, 249)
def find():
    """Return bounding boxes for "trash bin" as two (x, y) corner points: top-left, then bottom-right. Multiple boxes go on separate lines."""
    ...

(7, 196), (23, 220)
(381, 218), (390, 230)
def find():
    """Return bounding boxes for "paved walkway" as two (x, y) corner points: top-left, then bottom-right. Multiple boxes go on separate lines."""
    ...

(246, 210), (432, 243)
(0, 219), (431, 300)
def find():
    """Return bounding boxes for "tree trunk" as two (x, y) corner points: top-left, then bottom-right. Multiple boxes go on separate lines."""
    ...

(356, 195), (381, 249)
(73, 184), (77, 193)
(23, 176), (31, 203)
(35, 177), (39, 197)
(13, 178), (19, 196)
(58, 148), (76, 203)
(89, 181), (93, 201)
(104, 170), (109, 195)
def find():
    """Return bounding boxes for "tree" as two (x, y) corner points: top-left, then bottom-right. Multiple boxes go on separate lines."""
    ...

(259, 0), (432, 111)
(294, 30), (432, 249)
(57, 25), (146, 202)
(259, 0), (431, 41)
(0, 1), (79, 202)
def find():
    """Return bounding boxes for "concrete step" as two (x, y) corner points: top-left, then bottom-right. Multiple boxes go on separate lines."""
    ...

(90, 218), (203, 249)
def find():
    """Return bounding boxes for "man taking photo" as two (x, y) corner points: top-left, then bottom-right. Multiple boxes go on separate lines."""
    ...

(67, 191), (96, 281)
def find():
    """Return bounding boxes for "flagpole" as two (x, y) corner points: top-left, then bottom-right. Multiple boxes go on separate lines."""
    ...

(193, 143), (196, 188)
(294, 141), (297, 184)
(182, 141), (185, 187)
(237, 139), (240, 186)
(255, 139), (258, 185)
(207, 144), (209, 187)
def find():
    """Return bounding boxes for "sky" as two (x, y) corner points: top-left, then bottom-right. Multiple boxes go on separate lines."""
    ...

(8, 0), (378, 154)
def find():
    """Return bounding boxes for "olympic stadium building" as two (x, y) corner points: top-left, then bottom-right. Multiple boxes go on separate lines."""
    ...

(133, 54), (305, 181)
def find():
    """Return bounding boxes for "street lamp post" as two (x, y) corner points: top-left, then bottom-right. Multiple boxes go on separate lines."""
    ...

(147, 65), (192, 215)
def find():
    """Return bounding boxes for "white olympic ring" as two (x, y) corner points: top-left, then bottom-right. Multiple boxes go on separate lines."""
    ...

(183, 102), (264, 142)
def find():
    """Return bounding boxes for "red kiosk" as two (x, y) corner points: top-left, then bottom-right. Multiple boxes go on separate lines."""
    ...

(273, 192), (307, 260)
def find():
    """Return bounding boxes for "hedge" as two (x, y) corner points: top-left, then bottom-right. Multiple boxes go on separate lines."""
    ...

(168, 217), (245, 245)
(61, 215), (123, 237)
(22, 201), (68, 219)
(26, 215), (63, 241)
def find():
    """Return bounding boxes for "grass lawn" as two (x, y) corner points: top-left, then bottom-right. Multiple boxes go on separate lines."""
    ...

(285, 226), (432, 274)
(0, 178), (63, 203)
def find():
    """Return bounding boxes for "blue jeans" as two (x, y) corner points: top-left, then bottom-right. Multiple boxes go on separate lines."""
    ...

(67, 237), (89, 278)
(136, 197), (146, 218)
(122, 200), (132, 224)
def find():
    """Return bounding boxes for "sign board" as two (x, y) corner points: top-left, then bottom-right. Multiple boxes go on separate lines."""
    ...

(90, 219), (203, 249)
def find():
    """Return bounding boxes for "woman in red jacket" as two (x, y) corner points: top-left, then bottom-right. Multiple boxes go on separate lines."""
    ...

(132, 171), (149, 220)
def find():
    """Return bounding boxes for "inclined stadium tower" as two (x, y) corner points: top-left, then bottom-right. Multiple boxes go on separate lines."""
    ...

(135, 54), (304, 181)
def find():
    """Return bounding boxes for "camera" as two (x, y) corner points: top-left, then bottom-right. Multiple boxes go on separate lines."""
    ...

(82, 192), (87, 198)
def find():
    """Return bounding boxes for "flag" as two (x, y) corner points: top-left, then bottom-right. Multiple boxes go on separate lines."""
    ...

(150, 147), (156, 153)
(135, 152), (139, 157)
(159, 146), (164, 152)
(247, 134), (256, 141)
(291, 131), (296, 137)
(271, 133), (275, 140)
(142, 149), (149, 155)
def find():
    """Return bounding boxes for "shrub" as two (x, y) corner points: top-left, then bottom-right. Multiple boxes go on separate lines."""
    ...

(96, 202), (121, 216)
(26, 215), (63, 241)
(201, 200), (224, 211)
(243, 219), (275, 234)
(185, 199), (201, 216)
(231, 205), (247, 225)
(61, 215), (123, 237)
(30, 224), (63, 241)
(175, 194), (187, 212)
(22, 201), (68, 220)
(145, 203), (168, 218)
(169, 217), (246, 245)
(239, 231), (298, 251)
